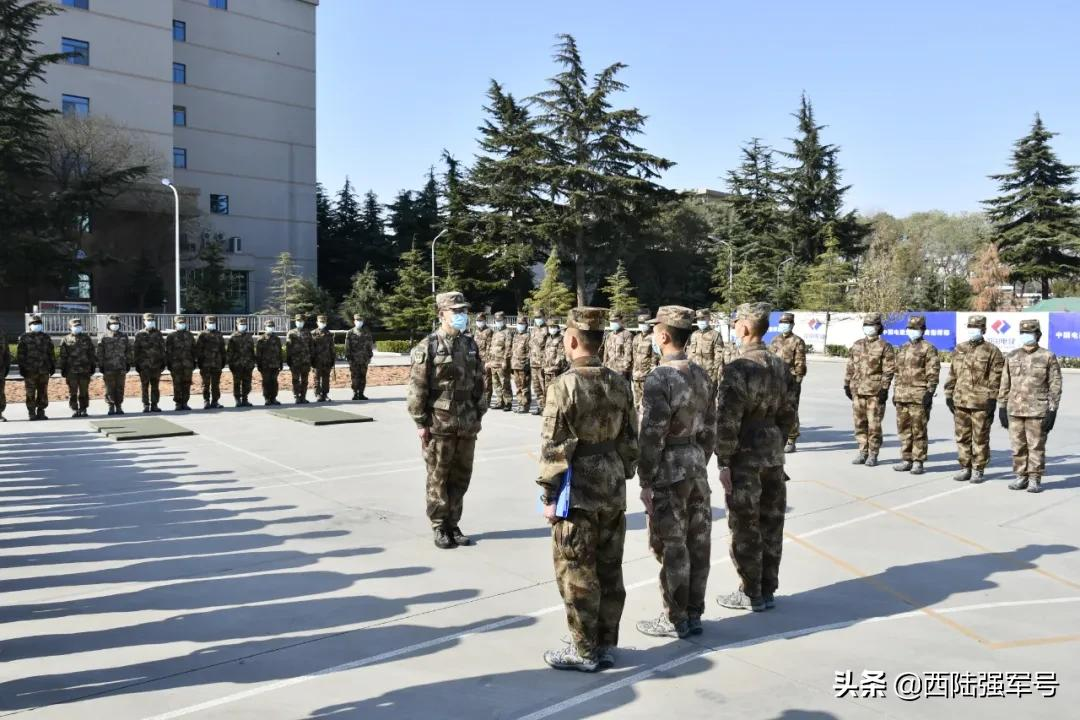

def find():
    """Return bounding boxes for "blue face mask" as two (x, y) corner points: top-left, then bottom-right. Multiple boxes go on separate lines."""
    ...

(696, 321), (709, 331)
(534, 318), (544, 327)
(907, 329), (923, 342)
(451, 313), (469, 332)
(1019, 332), (1037, 346)
(967, 328), (983, 342)
(516, 323), (528, 333)
(651, 337), (661, 355)
(72, 325), (83, 334)
(611, 322), (621, 332)
(778, 323), (792, 334)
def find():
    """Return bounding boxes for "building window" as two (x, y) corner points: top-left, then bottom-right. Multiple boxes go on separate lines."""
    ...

(173, 147), (187, 169)
(62, 0), (89, 9)
(173, 20), (186, 42)
(209, 0), (228, 9)
(173, 105), (187, 126)
(62, 37), (89, 65)
(61, 94), (90, 117)
(210, 194), (229, 215)
(173, 62), (186, 84)
(64, 273), (92, 300)
(226, 271), (248, 312)
(227, 236), (242, 253)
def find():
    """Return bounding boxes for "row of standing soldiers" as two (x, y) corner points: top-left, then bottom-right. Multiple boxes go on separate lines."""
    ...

(2, 312), (373, 420)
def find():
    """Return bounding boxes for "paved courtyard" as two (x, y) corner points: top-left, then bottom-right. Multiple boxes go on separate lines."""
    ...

(1, 359), (1078, 719)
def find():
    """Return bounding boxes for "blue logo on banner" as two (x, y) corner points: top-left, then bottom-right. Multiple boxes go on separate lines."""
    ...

(881, 311), (956, 351)
(763, 311), (784, 345)
(1048, 312), (1080, 358)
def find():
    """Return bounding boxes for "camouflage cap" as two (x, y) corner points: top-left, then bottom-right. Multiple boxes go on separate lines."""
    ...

(566, 307), (607, 331)
(648, 305), (694, 330)
(206, 315), (218, 323)
(29, 313), (42, 323)
(143, 312), (155, 321)
(294, 313), (305, 321)
(1019, 318), (1041, 333)
(610, 312), (624, 322)
(493, 311), (505, 320)
(316, 314), (327, 322)
(735, 302), (772, 325)
(175, 316), (186, 323)
(353, 313), (364, 320)
(863, 312), (883, 326)
(264, 319), (276, 327)
(69, 317), (82, 326)
(475, 312), (487, 320)
(907, 315), (926, 330)
(636, 312), (651, 324)
(546, 317), (560, 328)
(967, 314), (987, 328)
(108, 314), (120, 322)
(532, 307), (545, 318)
(779, 312), (795, 323)
(436, 291), (468, 310)
(695, 308), (711, 320)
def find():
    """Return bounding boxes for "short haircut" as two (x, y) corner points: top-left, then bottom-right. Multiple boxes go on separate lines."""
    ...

(571, 328), (604, 354)
(745, 315), (769, 337)
(659, 323), (691, 349)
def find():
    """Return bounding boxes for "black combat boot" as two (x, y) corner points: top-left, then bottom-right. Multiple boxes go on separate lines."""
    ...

(433, 527), (456, 549)
(450, 527), (472, 546)
(143, 404), (152, 413)
(970, 469), (985, 484)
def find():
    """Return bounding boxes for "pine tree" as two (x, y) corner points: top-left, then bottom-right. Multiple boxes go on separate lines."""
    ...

(983, 114), (1080, 298)
(526, 248), (576, 317)
(799, 227), (852, 310)
(290, 277), (335, 320)
(338, 263), (381, 324)
(969, 243), (1012, 311)
(264, 251), (300, 315)
(359, 189), (395, 288)
(601, 260), (641, 319)
(382, 244), (435, 338)
(185, 238), (230, 313)
(317, 177), (363, 301)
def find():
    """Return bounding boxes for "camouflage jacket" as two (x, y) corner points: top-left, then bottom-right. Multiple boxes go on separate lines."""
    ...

(133, 328), (166, 373)
(845, 337), (896, 396)
(226, 332), (256, 372)
(255, 334), (283, 371)
(944, 340), (1004, 410)
(166, 330), (196, 372)
(195, 330), (226, 372)
(893, 339), (941, 403)
(310, 327), (336, 369)
(407, 327), (486, 437)
(538, 356), (639, 512)
(510, 330), (530, 370)
(631, 332), (658, 380)
(638, 356), (717, 490)
(487, 328), (513, 369)
(998, 345), (1063, 418)
(715, 341), (797, 469)
(542, 333), (569, 376)
(769, 333), (807, 381)
(601, 328), (633, 375)
(286, 328), (313, 368)
(688, 328), (724, 381)
(528, 326), (548, 366)
(97, 331), (131, 373)
(1, 331), (10, 377)
(345, 327), (374, 365)
(17, 332), (56, 376)
(474, 326), (494, 364)
(59, 333), (96, 376)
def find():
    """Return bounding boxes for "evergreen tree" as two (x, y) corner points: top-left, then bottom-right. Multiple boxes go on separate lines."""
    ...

(359, 189), (395, 288)
(290, 277), (335, 320)
(318, 177), (364, 301)
(601, 260), (641, 319)
(526, 247), (576, 317)
(983, 114), (1080, 298)
(798, 227), (852, 310)
(338, 263), (381, 324)
(127, 252), (166, 311)
(185, 239), (230, 313)
(387, 189), (420, 256)
(969, 243), (1012, 311)
(382, 244), (435, 338)
(263, 251), (300, 315)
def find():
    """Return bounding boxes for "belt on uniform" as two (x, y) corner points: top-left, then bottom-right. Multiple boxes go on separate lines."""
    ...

(576, 439), (617, 457)
(665, 436), (694, 447)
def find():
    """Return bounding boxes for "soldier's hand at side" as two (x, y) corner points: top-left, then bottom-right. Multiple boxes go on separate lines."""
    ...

(718, 467), (732, 495)
(418, 427), (431, 448)
(877, 389), (888, 404)
(1044, 409), (1057, 433)
(543, 503), (557, 524)
(998, 406), (1009, 429)
(843, 384), (852, 401)
(946, 397), (955, 414)
(640, 487), (653, 516)
(987, 399), (997, 417)
(922, 392), (933, 410)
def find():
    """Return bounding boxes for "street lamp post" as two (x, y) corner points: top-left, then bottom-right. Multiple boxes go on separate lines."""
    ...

(161, 178), (181, 313)
(430, 228), (448, 295)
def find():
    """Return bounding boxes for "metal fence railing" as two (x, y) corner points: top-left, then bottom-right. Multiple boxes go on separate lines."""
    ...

(26, 313), (290, 336)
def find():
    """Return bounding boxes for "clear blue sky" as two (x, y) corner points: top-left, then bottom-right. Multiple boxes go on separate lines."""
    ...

(316, 0), (1080, 217)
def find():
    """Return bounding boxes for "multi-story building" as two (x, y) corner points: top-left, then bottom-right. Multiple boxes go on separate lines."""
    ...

(26, 0), (317, 314)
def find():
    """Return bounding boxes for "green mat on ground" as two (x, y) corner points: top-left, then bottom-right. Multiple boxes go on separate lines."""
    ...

(90, 418), (195, 441)
(268, 407), (374, 426)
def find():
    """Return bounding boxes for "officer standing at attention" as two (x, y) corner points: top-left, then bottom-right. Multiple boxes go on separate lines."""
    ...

(227, 317), (257, 407)
(473, 312), (495, 407)
(635, 306), (716, 640)
(407, 291), (487, 549)
(255, 320), (284, 406)
(891, 315), (940, 475)
(528, 308), (549, 415)
(195, 315), (226, 409)
(998, 318), (1062, 493)
(345, 314), (374, 400)
(715, 302), (797, 613)
(943, 315), (1004, 484)
(844, 312), (896, 467)
(311, 314), (336, 402)
(688, 309), (724, 390)
(133, 312), (165, 413)
(630, 311), (658, 412)
(0, 326), (10, 421)
(538, 307), (639, 673)
(286, 313), (313, 403)
(98, 314), (131, 415)
(166, 315), (196, 411)
(768, 312), (807, 453)
(59, 318), (96, 417)
(510, 315), (531, 414)
(18, 314), (55, 420)
(487, 311), (513, 411)
(540, 318), (568, 407)
(601, 312), (633, 382)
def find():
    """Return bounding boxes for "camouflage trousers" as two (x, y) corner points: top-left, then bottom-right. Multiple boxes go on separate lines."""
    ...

(953, 406), (992, 470)
(531, 366), (545, 410)
(423, 434), (476, 530)
(138, 370), (161, 407)
(259, 368), (281, 402)
(632, 376), (647, 413)
(480, 366), (493, 407)
(201, 370), (222, 405)
(726, 464), (786, 599)
(313, 365), (332, 399)
(491, 366), (511, 408)
(648, 478), (711, 624)
(65, 373), (91, 412)
(103, 371), (126, 408)
(1008, 416), (1048, 477)
(349, 362), (369, 394)
(291, 365), (310, 400)
(24, 373), (50, 413)
(852, 394), (887, 454)
(232, 369), (253, 401)
(172, 368), (193, 406)
(895, 402), (929, 462)
(788, 381), (803, 441)
(553, 507), (626, 658)
(512, 369), (530, 410)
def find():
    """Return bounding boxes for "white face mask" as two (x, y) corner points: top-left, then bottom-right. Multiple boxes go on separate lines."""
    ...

(495, 322), (505, 330)
(206, 323), (217, 331)
(30, 323), (43, 332)
(317, 322), (327, 330)
(177, 323), (188, 331)
(534, 318), (544, 327)
(108, 323), (120, 332)
(476, 321), (486, 329)
(72, 325), (83, 334)
(548, 327), (558, 336)
(967, 328), (983, 342)
(237, 324), (248, 332)
(862, 325), (877, 337)
(145, 321), (156, 329)
(354, 320), (363, 328)
(697, 321), (709, 331)
(295, 321), (304, 329)
(516, 323), (527, 333)
(778, 323), (793, 334)
(610, 322), (621, 332)
(265, 327), (276, 335)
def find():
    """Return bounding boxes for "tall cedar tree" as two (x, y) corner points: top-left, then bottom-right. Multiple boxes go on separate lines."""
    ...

(781, 94), (869, 261)
(359, 189), (395, 288)
(382, 243), (435, 337)
(185, 239), (230, 313)
(532, 34), (674, 304)
(318, 178), (364, 300)
(263, 251), (300, 315)
(601, 260), (641, 319)
(983, 115), (1080, 298)
(798, 227), (852, 310)
(526, 247), (576, 317)
(315, 182), (337, 288)
(969, 243), (1012, 311)
(387, 171), (440, 258)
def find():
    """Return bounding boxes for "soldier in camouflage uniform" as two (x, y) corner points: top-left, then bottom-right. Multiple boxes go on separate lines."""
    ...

(195, 315), (227, 409)
(311, 314), (336, 402)
(768, 312), (807, 453)
(98, 314), (131, 415)
(286, 313), (313, 403)
(166, 315), (196, 411)
(133, 312), (166, 412)
(844, 312), (896, 467)
(540, 318), (568, 406)
(255, 320), (284, 406)
(407, 291), (487, 549)
(346, 313), (374, 400)
(528, 309), (548, 415)
(891, 315), (941, 475)
(473, 312), (495, 407)
(510, 316), (531, 414)
(487, 311), (513, 411)
(631, 311), (658, 412)
(539, 306), (639, 672)
(18, 314), (56, 420)
(227, 317), (256, 407)
(600, 312), (633, 381)
(59, 318), (96, 417)
(0, 328), (10, 421)
(716, 302), (797, 612)
(635, 306), (716, 640)
(944, 315), (1004, 483)
(998, 318), (1062, 493)
(688, 309), (724, 388)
